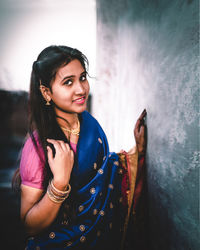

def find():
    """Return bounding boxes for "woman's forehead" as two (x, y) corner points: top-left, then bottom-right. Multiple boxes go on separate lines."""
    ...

(56, 59), (84, 79)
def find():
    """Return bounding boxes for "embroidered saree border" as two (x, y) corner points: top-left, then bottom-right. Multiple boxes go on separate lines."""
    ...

(117, 147), (138, 250)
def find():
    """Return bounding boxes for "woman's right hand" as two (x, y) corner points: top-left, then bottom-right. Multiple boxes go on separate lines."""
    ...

(46, 139), (74, 190)
(134, 109), (147, 156)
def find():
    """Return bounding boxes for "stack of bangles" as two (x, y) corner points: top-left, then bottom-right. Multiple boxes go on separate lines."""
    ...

(47, 179), (71, 203)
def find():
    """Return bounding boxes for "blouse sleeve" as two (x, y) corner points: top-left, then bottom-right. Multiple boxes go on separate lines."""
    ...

(20, 135), (45, 190)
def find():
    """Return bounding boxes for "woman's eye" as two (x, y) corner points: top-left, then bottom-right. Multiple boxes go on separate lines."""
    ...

(64, 79), (73, 85)
(80, 75), (87, 81)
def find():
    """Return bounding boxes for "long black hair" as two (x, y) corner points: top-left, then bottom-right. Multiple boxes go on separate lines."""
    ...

(12, 45), (89, 191)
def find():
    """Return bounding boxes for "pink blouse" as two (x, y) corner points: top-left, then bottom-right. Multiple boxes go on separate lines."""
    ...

(20, 134), (77, 190)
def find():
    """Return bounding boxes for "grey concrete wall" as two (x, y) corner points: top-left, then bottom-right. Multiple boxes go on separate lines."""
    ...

(95, 0), (199, 249)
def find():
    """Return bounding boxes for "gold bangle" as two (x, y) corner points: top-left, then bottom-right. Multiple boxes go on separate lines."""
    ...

(47, 181), (71, 204)
(48, 185), (67, 199)
(51, 180), (71, 195)
(47, 189), (66, 203)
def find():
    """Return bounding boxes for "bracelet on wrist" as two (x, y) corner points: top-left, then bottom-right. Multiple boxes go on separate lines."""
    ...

(51, 180), (71, 194)
(47, 179), (71, 204)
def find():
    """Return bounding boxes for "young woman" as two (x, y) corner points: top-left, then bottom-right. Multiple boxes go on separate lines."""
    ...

(15, 45), (147, 250)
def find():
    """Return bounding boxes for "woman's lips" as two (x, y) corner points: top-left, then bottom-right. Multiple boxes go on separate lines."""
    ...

(73, 96), (86, 104)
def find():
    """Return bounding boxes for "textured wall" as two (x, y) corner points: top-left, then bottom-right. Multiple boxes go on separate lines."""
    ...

(95, 0), (199, 249)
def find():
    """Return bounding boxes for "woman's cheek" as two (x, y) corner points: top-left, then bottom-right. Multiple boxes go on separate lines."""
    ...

(86, 82), (90, 95)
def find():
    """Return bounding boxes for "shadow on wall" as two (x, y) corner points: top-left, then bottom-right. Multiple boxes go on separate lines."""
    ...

(0, 89), (28, 250)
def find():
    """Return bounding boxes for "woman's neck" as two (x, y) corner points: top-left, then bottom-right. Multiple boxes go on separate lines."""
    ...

(56, 112), (80, 144)
(55, 110), (79, 129)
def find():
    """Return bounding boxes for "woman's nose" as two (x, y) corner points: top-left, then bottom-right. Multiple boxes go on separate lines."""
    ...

(75, 81), (85, 94)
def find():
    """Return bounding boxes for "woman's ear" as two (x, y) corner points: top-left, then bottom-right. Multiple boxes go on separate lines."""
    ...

(39, 85), (52, 105)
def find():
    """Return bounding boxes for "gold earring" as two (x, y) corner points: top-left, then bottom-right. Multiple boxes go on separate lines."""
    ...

(46, 100), (51, 106)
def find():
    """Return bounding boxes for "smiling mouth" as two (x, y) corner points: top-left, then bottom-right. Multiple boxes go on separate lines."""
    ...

(73, 96), (86, 104)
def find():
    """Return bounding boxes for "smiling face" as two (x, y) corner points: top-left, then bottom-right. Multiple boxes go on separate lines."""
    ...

(46, 59), (90, 116)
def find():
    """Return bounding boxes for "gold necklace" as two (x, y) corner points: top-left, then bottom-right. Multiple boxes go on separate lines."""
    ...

(60, 120), (80, 136)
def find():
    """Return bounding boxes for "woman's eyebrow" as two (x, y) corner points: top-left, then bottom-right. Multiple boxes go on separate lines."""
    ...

(62, 75), (75, 81)
(61, 71), (86, 81)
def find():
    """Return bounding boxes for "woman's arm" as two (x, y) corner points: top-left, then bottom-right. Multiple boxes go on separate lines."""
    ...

(21, 184), (63, 235)
(20, 140), (74, 235)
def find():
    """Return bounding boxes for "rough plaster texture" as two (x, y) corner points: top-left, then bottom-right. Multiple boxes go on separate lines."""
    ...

(95, 0), (199, 249)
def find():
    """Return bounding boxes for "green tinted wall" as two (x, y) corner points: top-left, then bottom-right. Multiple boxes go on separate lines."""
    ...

(96, 0), (199, 249)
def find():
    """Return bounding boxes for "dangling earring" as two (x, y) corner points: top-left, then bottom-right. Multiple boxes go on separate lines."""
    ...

(39, 82), (51, 106)
(46, 100), (51, 106)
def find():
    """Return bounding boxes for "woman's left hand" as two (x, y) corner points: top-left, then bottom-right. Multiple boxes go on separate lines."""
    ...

(134, 109), (147, 156)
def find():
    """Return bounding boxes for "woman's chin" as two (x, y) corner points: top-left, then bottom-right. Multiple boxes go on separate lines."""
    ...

(74, 104), (88, 114)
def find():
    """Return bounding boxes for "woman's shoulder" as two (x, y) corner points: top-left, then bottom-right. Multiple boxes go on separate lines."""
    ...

(21, 131), (44, 157)
(81, 111), (101, 128)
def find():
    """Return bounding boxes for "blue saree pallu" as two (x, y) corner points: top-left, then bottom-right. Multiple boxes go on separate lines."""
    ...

(27, 111), (125, 250)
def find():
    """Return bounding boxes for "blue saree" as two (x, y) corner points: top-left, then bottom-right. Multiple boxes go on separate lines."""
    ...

(27, 111), (126, 250)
